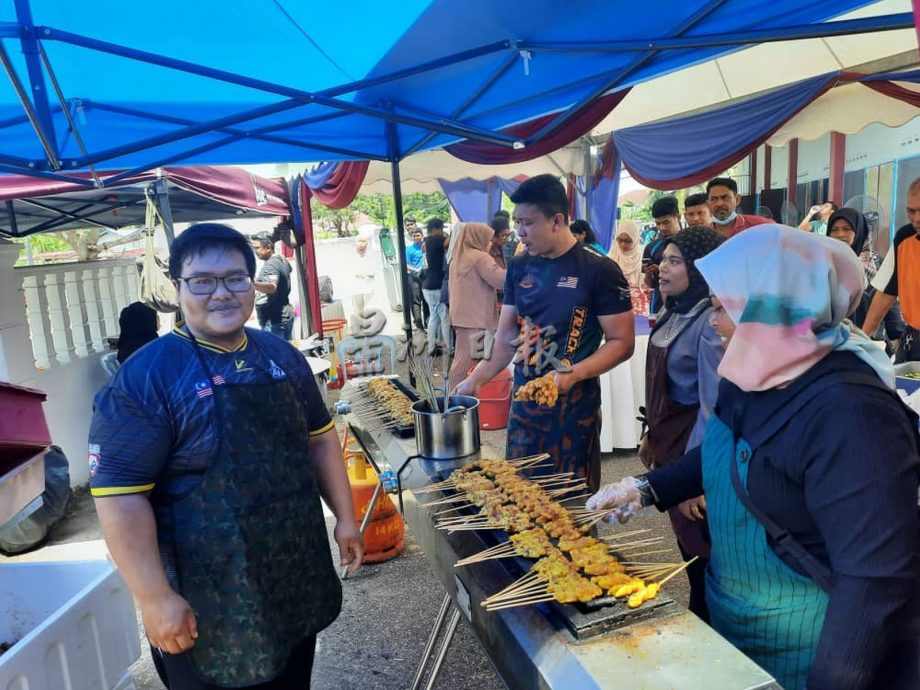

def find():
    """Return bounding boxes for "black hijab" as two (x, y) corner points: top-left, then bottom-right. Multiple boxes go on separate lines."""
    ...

(661, 225), (726, 317)
(117, 302), (158, 363)
(826, 208), (869, 257)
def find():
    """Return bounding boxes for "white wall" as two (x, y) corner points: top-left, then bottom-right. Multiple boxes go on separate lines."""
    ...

(770, 145), (790, 189)
(16, 357), (109, 486)
(845, 115), (920, 171)
(797, 134), (831, 184)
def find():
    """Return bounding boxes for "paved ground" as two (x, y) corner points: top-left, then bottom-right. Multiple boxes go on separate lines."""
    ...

(36, 446), (687, 690)
(27, 343), (690, 689)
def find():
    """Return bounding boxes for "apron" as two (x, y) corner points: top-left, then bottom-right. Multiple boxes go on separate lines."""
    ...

(506, 376), (601, 493)
(643, 316), (711, 558)
(703, 414), (828, 690)
(167, 337), (342, 687)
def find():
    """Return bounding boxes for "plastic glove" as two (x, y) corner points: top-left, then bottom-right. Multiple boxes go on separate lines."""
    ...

(586, 476), (646, 525)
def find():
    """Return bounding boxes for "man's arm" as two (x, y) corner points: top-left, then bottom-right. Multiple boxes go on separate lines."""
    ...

(253, 280), (278, 294)
(309, 429), (364, 573)
(555, 311), (635, 392)
(95, 495), (198, 654)
(456, 304), (519, 395)
(254, 259), (280, 294)
(861, 291), (897, 338)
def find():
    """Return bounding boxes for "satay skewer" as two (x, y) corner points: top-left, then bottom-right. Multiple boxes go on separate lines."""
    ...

(656, 556), (699, 585)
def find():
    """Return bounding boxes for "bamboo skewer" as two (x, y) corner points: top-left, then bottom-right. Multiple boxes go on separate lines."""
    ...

(656, 556), (699, 585)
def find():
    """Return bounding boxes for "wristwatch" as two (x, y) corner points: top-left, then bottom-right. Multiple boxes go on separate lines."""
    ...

(634, 475), (659, 507)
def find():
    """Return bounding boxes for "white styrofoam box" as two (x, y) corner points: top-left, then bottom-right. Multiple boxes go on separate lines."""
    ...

(895, 361), (920, 396)
(0, 560), (141, 690)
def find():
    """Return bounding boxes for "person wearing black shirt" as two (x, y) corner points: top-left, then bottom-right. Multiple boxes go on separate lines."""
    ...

(642, 196), (682, 316)
(422, 218), (450, 355)
(252, 231), (293, 340)
(457, 175), (634, 491)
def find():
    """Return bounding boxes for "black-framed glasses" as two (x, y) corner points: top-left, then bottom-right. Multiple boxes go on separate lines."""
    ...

(178, 274), (253, 295)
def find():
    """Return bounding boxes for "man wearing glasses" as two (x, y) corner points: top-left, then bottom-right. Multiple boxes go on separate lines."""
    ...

(88, 223), (362, 689)
(252, 230), (294, 340)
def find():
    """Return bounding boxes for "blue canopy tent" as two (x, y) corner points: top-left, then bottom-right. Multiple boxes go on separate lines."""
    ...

(0, 0), (911, 339)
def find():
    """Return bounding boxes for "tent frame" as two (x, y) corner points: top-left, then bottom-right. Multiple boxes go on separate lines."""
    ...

(0, 9), (909, 181)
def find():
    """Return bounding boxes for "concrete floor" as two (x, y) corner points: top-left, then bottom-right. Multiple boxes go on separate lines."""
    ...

(31, 445), (688, 690)
(21, 342), (690, 689)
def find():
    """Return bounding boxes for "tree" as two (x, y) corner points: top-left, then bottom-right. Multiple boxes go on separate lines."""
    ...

(309, 199), (357, 237)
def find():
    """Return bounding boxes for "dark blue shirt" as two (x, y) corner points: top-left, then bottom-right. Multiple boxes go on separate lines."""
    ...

(89, 327), (332, 517)
(503, 243), (631, 383)
(647, 352), (919, 690)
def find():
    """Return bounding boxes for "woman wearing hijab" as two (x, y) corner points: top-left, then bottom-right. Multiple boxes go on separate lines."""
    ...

(607, 220), (649, 314)
(116, 302), (159, 363)
(639, 225), (724, 621)
(447, 223), (507, 390)
(826, 208), (905, 347)
(588, 226), (919, 690)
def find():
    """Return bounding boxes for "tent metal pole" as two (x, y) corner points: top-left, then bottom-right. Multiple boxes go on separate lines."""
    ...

(87, 101), (389, 161)
(0, 42), (59, 170)
(14, 0), (58, 164)
(152, 178), (176, 246)
(519, 13), (916, 53)
(7, 200), (19, 237)
(293, 244), (313, 340)
(43, 27), (520, 151)
(18, 197), (118, 230)
(402, 50), (521, 158)
(0, 163), (95, 185)
(37, 44), (102, 185)
(524, 0), (728, 147)
(387, 123), (415, 387)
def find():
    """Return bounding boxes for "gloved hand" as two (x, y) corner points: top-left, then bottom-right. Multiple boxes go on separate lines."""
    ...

(586, 476), (649, 525)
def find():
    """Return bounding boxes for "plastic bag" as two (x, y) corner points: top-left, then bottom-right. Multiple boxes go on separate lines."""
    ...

(138, 230), (178, 312)
(0, 445), (72, 555)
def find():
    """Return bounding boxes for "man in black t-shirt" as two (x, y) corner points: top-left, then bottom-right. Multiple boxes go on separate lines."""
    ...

(252, 231), (294, 340)
(457, 175), (635, 490)
(422, 218), (450, 355)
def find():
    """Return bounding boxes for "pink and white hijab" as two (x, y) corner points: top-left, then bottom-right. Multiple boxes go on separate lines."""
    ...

(696, 224), (894, 392)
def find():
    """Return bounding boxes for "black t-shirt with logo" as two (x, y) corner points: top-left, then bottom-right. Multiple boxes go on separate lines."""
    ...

(255, 254), (292, 324)
(503, 244), (632, 383)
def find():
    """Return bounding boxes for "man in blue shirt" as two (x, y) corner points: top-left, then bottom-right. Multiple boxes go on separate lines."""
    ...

(457, 175), (635, 491)
(406, 228), (426, 330)
(90, 223), (363, 690)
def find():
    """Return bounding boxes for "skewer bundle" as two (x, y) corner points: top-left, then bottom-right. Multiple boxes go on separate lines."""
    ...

(513, 373), (559, 407)
(416, 454), (684, 612)
(344, 377), (416, 433)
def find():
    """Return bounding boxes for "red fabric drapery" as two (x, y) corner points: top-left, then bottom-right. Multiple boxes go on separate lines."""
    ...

(446, 90), (629, 165)
(863, 80), (920, 108)
(297, 178), (324, 339)
(309, 160), (369, 209)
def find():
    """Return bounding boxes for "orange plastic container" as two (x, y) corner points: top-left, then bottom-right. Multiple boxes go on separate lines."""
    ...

(346, 450), (404, 564)
(477, 368), (513, 430)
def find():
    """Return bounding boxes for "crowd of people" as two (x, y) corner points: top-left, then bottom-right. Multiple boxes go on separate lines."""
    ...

(89, 172), (920, 690)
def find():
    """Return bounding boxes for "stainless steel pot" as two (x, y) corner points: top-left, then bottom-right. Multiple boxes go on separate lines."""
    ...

(412, 395), (481, 460)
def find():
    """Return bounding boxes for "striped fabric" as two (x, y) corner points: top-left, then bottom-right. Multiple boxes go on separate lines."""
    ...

(703, 415), (828, 690)
(696, 225), (894, 392)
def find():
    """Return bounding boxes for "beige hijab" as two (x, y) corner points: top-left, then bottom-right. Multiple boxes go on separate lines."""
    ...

(608, 220), (642, 287)
(451, 222), (494, 276)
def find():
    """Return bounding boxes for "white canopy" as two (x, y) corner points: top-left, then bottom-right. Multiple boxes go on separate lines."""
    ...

(591, 0), (917, 136)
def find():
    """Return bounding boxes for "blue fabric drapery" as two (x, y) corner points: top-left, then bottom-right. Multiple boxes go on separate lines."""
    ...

(613, 73), (834, 190)
(439, 176), (524, 223)
(588, 136), (621, 252)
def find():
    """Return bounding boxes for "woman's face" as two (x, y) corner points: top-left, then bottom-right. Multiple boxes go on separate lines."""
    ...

(709, 295), (736, 345)
(615, 232), (634, 252)
(572, 229), (586, 244)
(658, 243), (689, 298)
(828, 218), (856, 247)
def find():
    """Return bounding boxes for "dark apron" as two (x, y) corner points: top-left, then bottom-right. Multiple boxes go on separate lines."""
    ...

(167, 338), (342, 687)
(506, 376), (601, 493)
(642, 321), (711, 558)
